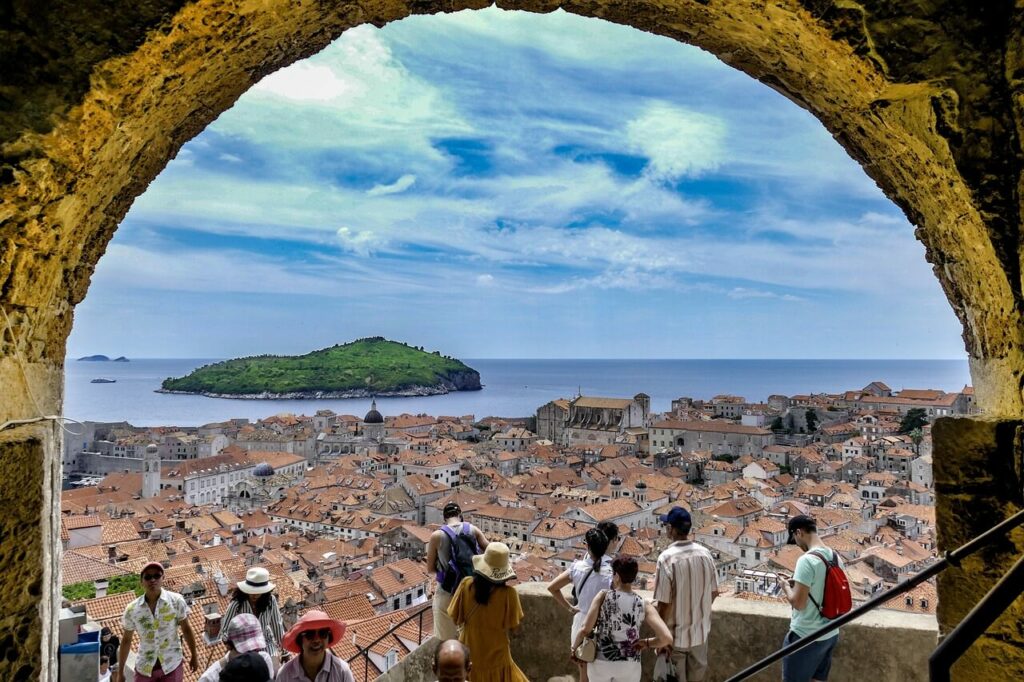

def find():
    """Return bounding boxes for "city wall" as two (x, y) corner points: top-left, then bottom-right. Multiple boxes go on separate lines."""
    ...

(382, 583), (938, 681)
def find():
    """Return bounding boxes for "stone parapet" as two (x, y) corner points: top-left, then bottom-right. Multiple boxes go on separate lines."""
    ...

(381, 583), (937, 681)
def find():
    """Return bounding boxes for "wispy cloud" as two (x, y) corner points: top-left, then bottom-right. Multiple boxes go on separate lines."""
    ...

(367, 174), (417, 196)
(71, 8), (964, 360)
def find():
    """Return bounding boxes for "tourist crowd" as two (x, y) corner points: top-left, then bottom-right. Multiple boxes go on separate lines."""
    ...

(111, 505), (844, 682)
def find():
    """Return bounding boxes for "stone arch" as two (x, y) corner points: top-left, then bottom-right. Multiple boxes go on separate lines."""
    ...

(2, 2), (1024, 680)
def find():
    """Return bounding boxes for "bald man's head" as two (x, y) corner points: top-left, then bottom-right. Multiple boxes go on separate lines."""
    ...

(433, 640), (471, 682)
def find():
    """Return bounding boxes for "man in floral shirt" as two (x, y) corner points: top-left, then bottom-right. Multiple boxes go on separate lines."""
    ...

(116, 562), (199, 682)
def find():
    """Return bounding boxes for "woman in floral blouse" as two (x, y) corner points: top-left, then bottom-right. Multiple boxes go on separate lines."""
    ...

(572, 555), (673, 682)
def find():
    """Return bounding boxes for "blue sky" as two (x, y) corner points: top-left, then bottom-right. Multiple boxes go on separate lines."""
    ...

(68, 8), (966, 359)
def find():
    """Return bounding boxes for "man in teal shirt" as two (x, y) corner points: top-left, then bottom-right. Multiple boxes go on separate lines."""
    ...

(779, 515), (840, 682)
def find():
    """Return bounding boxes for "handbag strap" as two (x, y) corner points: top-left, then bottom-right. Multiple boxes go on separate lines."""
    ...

(576, 565), (596, 594)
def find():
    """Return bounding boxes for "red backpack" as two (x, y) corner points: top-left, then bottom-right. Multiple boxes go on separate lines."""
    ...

(807, 549), (852, 619)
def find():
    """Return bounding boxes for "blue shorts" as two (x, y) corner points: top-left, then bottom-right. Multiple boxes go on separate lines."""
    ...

(781, 631), (838, 682)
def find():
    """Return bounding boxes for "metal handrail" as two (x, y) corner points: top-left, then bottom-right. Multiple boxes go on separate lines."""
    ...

(929, 551), (1024, 681)
(725, 507), (1024, 682)
(346, 602), (431, 682)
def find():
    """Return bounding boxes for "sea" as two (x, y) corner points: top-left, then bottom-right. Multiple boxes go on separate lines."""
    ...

(63, 358), (973, 427)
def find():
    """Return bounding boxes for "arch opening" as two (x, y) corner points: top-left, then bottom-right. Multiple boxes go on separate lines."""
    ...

(3, 3), (1024, 681)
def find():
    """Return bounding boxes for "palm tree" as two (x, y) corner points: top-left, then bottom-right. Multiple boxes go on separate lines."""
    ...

(909, 427), (924, 455)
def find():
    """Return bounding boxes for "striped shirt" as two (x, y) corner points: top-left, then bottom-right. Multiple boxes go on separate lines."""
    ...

(654, 541), (718, 649)
(220, 594), (284, 656)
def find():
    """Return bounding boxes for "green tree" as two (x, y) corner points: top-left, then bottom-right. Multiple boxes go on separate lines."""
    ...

(899, 408), (929, 434)
(909, 427), (924, 454)
(770, 416), (785, 432)
(805, 408), (819, 433)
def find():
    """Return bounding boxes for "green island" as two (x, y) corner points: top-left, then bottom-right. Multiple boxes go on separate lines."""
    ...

(158, 337), (481, 399)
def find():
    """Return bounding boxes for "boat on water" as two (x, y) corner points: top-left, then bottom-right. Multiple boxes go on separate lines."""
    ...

(90, 377), (116, 384)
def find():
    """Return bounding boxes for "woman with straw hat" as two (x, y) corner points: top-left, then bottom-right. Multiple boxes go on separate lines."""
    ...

(220, 567), (285, 668)
(447, 542), (529, 682)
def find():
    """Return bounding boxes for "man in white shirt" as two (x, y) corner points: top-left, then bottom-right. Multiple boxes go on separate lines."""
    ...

(117, 562), (198, 682)
(654, 507), (720, 682)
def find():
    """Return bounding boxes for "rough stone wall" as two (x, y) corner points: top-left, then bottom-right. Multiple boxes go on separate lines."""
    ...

(933, 417), (1024, 680)
(0, 437), (54, 682)
(3, 2), (1024, 680)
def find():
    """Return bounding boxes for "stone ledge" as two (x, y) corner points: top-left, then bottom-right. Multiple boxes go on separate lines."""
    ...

(382, 582), (938, 681)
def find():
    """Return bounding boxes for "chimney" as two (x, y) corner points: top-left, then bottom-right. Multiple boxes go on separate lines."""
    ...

(94, 578), (108, 598)
(107, 546), (117, 564)
(213, 571), (229, 597)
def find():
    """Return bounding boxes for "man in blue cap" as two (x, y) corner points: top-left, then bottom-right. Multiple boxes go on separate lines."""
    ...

(653, 506), (719, 682)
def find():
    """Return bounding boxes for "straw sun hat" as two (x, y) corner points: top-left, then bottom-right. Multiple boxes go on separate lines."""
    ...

(238, 567), (275, 595)
(472, 542), (517, 582)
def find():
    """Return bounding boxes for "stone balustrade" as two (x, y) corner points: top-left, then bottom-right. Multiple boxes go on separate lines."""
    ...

(378, 582), (938, 681)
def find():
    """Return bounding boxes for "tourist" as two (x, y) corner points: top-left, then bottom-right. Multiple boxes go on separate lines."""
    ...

(277, 609), (354, 682)
(116, 562), (199, 682)
(100, 627), (120, 672)
(433, 639), (472, 682)
(219, 652), (272, 682)
(99, 656), (111, 682)
(198, 614), (274, 682)
(779, 515), (841, 682)
(447, 542), (528, 682)
(427, 502), (489, 640)
(653, 507), (719, 682)
(598, 521), (620, 548)
(220, 567), (285, 665)
(572, 555), (673, 682)
(547, 527), (613, 682)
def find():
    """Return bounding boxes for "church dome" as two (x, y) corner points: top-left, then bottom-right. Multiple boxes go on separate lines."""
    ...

(364, 399), (384, 424)
(610, 477), (622, 486)
(635, 480), (647, 489)
(253, 462), (275, 477)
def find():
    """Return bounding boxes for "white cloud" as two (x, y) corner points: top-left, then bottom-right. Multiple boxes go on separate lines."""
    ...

(218, 153), (243, 163)
(255, 63), (354, 101)
(93, 244), (332, 296)
(727, 287), (804, 302)
(626, 102), (726, 181)
(367, 174), (416, 196)
(336, 226), (382, 256)
(476, 274), (495, 287)
(211, 26), (471, 156)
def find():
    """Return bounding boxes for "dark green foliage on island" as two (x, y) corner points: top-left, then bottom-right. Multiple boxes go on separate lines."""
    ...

(160, 337), (480, 395)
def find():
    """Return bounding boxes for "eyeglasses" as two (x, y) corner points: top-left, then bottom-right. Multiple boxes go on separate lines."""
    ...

(141, 573), (163, 581)
(301, 628), (332, 641)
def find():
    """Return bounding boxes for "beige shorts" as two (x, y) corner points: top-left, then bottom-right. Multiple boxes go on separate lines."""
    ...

(671, 642), (709, 682)
(433, 589), (457, 641)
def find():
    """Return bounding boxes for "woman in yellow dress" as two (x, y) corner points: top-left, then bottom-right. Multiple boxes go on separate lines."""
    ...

(447, 542), (529, 682)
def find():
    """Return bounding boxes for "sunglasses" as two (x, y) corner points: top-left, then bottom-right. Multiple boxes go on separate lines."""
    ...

(301, 628), (332, 641)
(141, 573), (163, 581)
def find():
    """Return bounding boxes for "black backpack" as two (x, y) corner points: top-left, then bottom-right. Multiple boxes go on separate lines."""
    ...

(439, 523), (480, 593)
